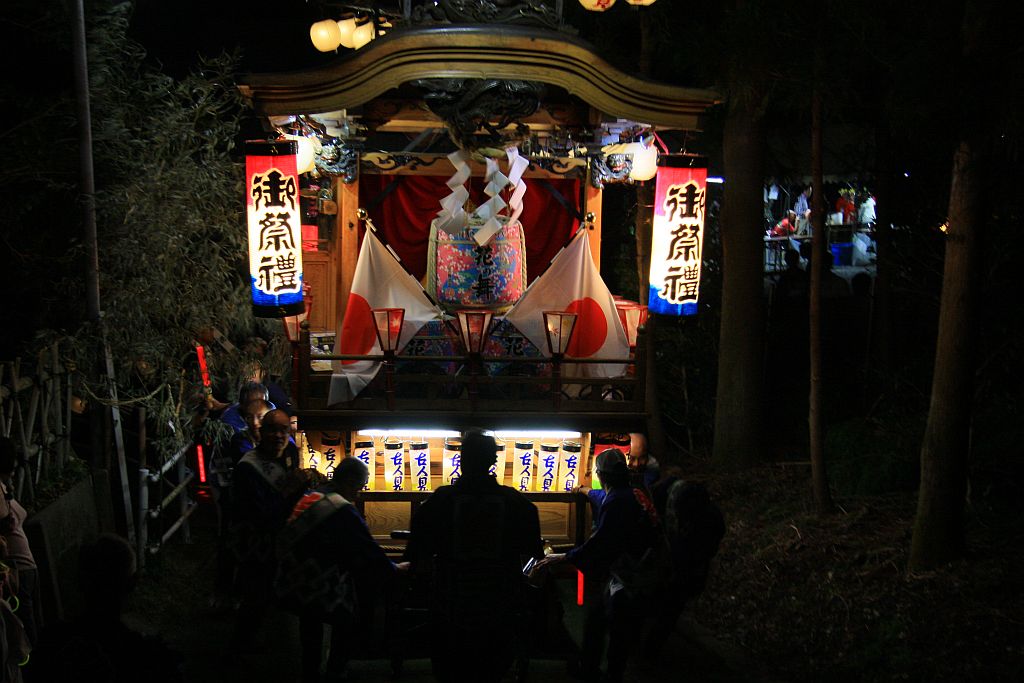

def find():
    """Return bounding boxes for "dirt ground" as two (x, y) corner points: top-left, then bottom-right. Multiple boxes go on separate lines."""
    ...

(689, 464), (1024, 682)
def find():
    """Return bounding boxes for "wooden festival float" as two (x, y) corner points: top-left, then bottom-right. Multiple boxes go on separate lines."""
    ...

(239, 1), (719, 549)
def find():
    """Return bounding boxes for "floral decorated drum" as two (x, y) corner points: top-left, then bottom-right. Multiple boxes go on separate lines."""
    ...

(427, 217), (526, 312)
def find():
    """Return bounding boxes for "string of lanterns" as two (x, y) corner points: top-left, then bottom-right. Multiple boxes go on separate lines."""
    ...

(310, 12), (392, 52)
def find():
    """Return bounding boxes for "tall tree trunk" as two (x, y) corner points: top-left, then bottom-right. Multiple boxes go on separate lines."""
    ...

(909, 138), (982, 570)
(712, 101), (765, 470)
(809, 81), (835, 514)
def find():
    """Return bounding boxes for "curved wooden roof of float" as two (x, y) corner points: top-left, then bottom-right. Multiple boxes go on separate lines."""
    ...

(239, 25), (721, 129)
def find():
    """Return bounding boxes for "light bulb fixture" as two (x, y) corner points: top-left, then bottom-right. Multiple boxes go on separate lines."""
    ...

(310, 19), (342, 52)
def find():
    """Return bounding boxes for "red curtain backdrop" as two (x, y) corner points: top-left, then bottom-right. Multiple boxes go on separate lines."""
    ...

(359, 174), (581, 284)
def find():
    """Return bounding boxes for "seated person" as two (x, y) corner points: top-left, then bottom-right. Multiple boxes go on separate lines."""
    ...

(771, 210), (798, 237)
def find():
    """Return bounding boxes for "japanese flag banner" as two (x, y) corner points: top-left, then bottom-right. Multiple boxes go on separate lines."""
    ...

(504, 230), (628, 379)
(328, 230), (442, 404)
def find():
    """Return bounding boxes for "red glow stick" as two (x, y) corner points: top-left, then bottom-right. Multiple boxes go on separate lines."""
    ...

(577, 569), (584, 606)
(196, 443), (207, 484)
(195, 343), (211, 393)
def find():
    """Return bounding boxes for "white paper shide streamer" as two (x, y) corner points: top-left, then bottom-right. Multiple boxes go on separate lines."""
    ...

(435, 147), (529, 247)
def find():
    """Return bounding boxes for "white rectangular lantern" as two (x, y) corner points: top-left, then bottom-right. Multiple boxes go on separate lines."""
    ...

(410, 441), (432, 491)
(649, 161), (707, 316)
(352, 439), (375, 490)
(246, 140), (305, 318)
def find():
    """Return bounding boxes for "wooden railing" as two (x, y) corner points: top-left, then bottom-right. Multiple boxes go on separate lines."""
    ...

(0, 343), (74, 504)
(295, 327), (649, 432)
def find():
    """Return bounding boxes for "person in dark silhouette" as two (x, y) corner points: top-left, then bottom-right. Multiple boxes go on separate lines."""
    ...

(278, 457), (402, 683)
(229, 409), (311, 650)
(643, 480), (725, 659)
(405, 429), (542, 682)
(27, 533), (182, 682)
(533, 448), (659, 683)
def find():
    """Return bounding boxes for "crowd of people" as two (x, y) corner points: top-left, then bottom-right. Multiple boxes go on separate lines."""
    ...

(204, 416), (725, 683)
(768, 184), (877, 238)
(10, 337), (727, 682)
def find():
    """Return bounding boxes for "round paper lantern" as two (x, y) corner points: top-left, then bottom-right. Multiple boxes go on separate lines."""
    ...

(352, 20), (376, 49)
(625, 0), (657, 5)
(627, 139), (658, 181)
(309, 20), (342, 52)
(283, 134), (316, 174)
(337, 17), (357, 49)
(579, 0), (617, 10)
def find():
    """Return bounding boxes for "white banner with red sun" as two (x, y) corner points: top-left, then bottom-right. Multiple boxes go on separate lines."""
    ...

(328, 230), (442, 404)
(505, 230), (629, 379)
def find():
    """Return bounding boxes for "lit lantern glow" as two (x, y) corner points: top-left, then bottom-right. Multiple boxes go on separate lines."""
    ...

(615, 302), (646, 348)
(514, 441), (535, 492)
(410, 441), (432, 491)
(627, 137), (658, 181)
(310, 19), (342, 52)
(456, 309), (494, 354)
(245, 140), (305, 318)
(536, 443), (561, 492)
(353, 439), (376, 490)
(542, 310), (578, 356)
(557, 441), (582, 492)
(282, 134), (316, 174)
(489, 440), (507, 482)
(337, 17), (357, 48)
(579, 0), (617, 10)
(371, 307), (405, 352)
(442, 438), (462, 485)
(352, 19), (376, 49)
(625, 0), (658, 5)
(385, 440), (405, 491)
(648, 160), (707, 316)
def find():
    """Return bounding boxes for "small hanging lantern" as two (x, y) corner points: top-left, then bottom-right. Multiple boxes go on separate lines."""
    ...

(309, 19), (342, 52)
(625, 0), (658, 5)
(281, 134), (317, 174)
(337, 16), (358, 48)
(615, 302), (645, 348)
(371, 307), (405, 353)
(627, 137), (659, 182)
(543, 310), (578, 357)
(352, 18), (376, 49)
(456, 309), (494, 355)
(245, 140), (305, 318)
